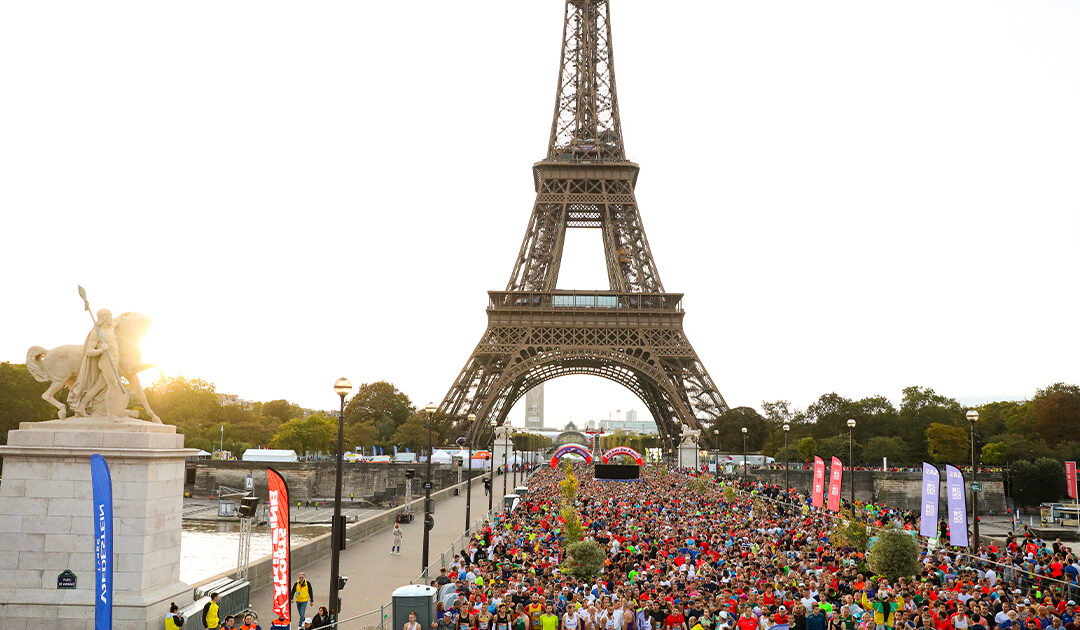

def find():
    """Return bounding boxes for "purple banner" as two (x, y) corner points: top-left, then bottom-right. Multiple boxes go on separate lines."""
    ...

(920, 463), (940, 538)
(945, 464), (968, 547)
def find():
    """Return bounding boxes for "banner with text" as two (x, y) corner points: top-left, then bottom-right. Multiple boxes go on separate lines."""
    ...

(827, 457), (843, 512)
(812, 456), (825, 508)
(1066, 461), (1077, 499)
(945, 464), (968, 547)
(267, 468), (291, 624)
(91, 454), (114, 630)
(920, 463), (940, 538)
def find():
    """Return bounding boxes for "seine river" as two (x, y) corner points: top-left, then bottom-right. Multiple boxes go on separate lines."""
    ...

(180, 520), (329, 585)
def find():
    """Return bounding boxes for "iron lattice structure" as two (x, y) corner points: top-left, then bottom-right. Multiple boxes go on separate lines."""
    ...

(439, 0), (729, 446)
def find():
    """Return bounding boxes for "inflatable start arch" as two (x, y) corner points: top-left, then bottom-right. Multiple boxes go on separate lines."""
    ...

(601, 446), (644, 466)
(550, 444), (592, 467)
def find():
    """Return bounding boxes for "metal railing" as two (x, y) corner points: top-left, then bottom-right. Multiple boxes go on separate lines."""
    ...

(487, 290), (683, 313)
(317, 604), (392, 630)
(413, 508), (498, 584)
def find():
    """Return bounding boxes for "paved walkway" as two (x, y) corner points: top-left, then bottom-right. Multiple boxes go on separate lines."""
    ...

(248, 475), (505, 624)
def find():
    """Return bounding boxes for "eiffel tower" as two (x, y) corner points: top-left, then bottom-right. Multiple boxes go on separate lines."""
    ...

(440, 0), (729, 447)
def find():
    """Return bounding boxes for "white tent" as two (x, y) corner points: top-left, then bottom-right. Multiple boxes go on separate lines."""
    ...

(430, 449), (453, 464)
(451, 449), (488, 469)
(241, 449), (298, 463)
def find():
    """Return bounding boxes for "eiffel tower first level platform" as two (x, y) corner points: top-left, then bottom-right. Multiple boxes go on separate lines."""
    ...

(437, 0), (729, 445)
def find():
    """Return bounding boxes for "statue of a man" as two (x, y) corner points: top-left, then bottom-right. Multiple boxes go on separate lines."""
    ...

(68, 308), (130, 418)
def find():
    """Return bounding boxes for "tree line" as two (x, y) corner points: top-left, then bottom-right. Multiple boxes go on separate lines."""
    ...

(707, 384), (1080, 468)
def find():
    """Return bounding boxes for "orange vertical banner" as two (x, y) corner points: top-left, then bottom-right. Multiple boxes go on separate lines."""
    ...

(267, 468), (291, 624)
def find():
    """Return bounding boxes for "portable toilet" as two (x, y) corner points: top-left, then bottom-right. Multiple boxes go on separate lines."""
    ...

(514, 486), (528, 499)
(503, 494), (519, 512)
(393, 584), (438, 630)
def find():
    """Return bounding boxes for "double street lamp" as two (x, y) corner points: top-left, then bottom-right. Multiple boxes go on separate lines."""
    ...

(846, 418), (856, 512)
(488, 419), (497, 513)
(329, 377), (353, 622)
(459, 413), (476, 536)
(967, 409), (980, 547)
(421, 402), (436, 576)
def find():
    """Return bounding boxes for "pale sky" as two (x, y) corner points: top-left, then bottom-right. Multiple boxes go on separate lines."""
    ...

(2, 1), (1078, 429)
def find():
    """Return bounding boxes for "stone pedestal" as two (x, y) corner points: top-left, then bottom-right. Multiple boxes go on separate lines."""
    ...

(0, 417), (197, 630)
(677, 440), (700, 468)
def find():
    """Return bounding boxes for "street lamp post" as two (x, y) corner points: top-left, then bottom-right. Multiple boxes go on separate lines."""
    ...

(488, 419), (497, 513)
(502, 426), (509, 499)
(967, 409), (980, 548)
(421, 402), (436, 577)
(461, 414), (476, 535)
(329, 377), (352, 622)
(783, 423), (791, 495)
(741, 427), (748, 481)
(846, 419), (856, 512)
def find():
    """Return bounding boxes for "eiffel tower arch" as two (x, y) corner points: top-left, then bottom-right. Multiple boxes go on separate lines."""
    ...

(438, 0), (729, 447)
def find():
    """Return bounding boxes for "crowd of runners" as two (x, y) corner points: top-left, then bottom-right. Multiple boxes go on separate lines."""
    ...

(426, 464), (1080, 630)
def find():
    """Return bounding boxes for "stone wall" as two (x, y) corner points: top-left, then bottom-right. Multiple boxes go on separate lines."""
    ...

(191, 476), (490, 595)
(189, 461), (484, 503)
(748, 469), (1007, 514)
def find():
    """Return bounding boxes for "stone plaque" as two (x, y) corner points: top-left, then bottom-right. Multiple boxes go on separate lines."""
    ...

(57, 570), (77, 590)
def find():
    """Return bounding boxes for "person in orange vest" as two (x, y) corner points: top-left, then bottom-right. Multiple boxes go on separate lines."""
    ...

(239, 611), (263, 630)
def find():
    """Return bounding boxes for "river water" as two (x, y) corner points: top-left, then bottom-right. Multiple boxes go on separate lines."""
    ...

(180, 521), (329, 585)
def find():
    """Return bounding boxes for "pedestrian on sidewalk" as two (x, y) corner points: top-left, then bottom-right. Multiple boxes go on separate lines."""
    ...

(393, 523), (404, 555)
(291, 572), (314, 622)
(202, 592), (221, 630)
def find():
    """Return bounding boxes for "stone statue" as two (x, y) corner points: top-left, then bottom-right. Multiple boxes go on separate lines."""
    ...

(680, 428), (701, 447)
(26, 307), (162, 423)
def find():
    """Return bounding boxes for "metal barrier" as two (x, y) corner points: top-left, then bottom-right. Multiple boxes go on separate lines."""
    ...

(412, 509), (496, 585)
(322, 603), (392, 630)
(178, 578), (251, 629)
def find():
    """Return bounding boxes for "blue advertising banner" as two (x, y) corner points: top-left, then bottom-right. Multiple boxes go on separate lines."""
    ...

(945, 464), (968, 547)
(91, 454), (114, 630)
(919, 463), (940, 538)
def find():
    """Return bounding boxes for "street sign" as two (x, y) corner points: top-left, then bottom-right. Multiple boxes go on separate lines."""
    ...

(422, 481), (433, 490)
(57, 570), (77, 589)
(971, 481), (983, 493)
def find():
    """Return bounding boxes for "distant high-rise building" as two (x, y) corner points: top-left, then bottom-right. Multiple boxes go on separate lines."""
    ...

(626, 409), (637, 422)
(525, 383), (545, 428)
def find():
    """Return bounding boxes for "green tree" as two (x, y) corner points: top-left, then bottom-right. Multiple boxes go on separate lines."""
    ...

(867, 527), (920, 580)
(797, 437), (817, 462)
(346, 421), (379, 451)
(806, 393), (858, 440)
(0, 362), (57, 443)
(980, 442), (1008, 465)
(561, 540), (606, 579)
(270, 414), (336, 455)
(343, 381), (414, 445)
(261, 399), (303, 424)
(926, 422), (968, 463)
(816, 435), (858, 462)
(900, 386), (964, 461)
(863, 437), (906, 466)
(773, 445), (802, 465)
(832, 510), (872, 551)
(1030, 383), (1080, 444)
(712, 406), (769, 451)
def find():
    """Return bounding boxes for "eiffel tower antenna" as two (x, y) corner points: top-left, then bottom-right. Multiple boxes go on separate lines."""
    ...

(439, 0), (729, 451)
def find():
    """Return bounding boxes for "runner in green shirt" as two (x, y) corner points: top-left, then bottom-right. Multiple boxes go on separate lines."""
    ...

(539, 605), (559, 630)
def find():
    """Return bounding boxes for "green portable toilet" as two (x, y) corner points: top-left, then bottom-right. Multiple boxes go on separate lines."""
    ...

(393, 584), (438, 630)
